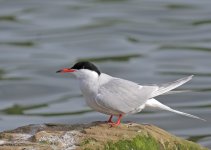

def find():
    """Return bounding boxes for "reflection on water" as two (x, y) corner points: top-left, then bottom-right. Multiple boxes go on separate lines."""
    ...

(0, 41), (34, 47)
(0, 15), (16, 22)
(0, 0), (211, 148)
(77, 54), (142, 62)
(160, 45), (211, 52)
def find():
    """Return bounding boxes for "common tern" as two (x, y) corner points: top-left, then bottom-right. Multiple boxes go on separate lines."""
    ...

(57, 61), (205, 126)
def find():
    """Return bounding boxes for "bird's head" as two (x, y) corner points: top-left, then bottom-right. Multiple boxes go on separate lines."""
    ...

(56, 61), (101, 79)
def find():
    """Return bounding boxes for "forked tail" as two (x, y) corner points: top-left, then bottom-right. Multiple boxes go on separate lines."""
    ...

(145, 99), (206, 121)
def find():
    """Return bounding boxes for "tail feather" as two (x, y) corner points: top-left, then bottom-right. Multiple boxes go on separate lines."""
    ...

(145, 99), (206, 121)
(163, 90), (192, 95)
(150, 75), (193, 98)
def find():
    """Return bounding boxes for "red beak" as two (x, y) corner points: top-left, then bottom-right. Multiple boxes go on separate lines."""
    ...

(56, 68), (76, 73)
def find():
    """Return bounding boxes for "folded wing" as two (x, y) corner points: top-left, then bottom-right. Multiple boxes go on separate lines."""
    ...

(96, 78), (157, 114)
(96, 75), (194, 114)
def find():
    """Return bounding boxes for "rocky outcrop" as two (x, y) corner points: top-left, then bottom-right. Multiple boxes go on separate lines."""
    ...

(0, 122), (207, 150)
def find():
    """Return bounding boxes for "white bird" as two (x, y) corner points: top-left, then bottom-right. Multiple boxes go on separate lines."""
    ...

(57, 61), (205, 126)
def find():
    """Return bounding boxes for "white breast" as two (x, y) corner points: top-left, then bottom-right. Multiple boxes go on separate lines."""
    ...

(78, 73), (113, 115)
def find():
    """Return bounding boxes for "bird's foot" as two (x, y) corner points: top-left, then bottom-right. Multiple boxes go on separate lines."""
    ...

(107, 115), (113, 123)
(108, 114), (122, 127)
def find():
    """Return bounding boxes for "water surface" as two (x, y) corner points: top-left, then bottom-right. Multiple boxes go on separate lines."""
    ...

(0, 0), (211, 148)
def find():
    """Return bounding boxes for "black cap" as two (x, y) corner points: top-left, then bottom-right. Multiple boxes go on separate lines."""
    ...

(71, 61), (101, 76)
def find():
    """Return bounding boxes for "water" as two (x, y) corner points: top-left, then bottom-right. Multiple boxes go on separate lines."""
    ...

(0, 0), (211, 148)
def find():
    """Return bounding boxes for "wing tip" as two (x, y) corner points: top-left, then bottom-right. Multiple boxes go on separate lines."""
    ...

(186, 75), (194, 81)
(189, 75), (194, 79)
(198, 117), (207, 122)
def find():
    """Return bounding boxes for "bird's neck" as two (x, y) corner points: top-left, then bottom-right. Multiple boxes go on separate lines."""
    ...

(79, 73), (99, 96)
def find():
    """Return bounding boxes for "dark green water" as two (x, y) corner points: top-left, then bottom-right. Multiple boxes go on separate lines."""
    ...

(0, 0), (211, 148)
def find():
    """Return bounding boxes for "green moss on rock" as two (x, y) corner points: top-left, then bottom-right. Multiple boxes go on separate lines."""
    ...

(103, 134), (206, 150)
(105, 135), (160, 150)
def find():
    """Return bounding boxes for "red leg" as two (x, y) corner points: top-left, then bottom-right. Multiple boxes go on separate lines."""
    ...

(107, 115), (113, 123)
(110, 114), (123, 127)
